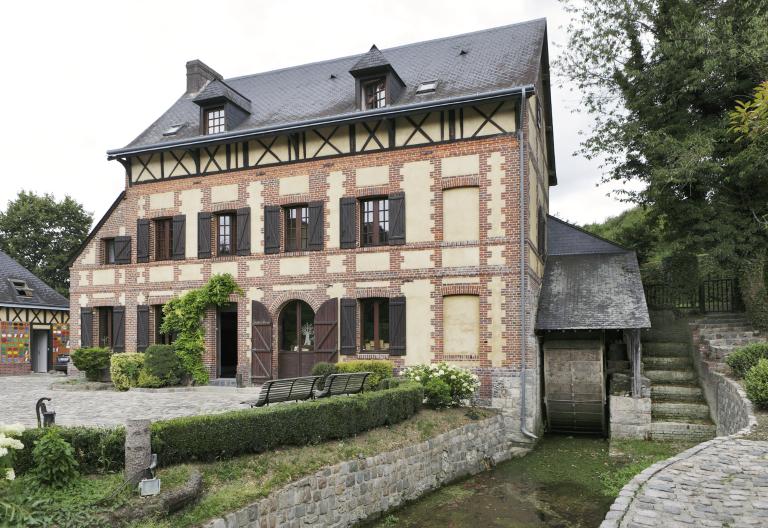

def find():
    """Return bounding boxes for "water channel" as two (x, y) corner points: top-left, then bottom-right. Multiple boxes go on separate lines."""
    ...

(362, 435), (618, 528)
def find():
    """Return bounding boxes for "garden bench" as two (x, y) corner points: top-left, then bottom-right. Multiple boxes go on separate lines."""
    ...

(313, 372), (371, 399)
(242, 376), (321, 407)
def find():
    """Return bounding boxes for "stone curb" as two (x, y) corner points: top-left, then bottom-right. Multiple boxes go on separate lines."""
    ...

(128, 386), (261, 393)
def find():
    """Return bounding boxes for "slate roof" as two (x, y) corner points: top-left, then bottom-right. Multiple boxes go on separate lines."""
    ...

(349, 45), (393, 74)
(112, 18), (547, 155)
(536, 217), (650, 330)
(0, 250), (69, 310)
(193, 79), (251, 111)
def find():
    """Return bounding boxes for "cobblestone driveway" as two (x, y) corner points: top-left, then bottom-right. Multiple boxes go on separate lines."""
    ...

(603, 438), (768, 528)
(0, 374), (259, 427)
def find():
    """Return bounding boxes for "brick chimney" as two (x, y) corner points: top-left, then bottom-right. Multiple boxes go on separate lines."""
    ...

(186, 59), (223, 94)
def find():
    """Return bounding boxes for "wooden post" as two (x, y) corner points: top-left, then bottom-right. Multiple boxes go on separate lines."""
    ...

(626, 329), (642, 398)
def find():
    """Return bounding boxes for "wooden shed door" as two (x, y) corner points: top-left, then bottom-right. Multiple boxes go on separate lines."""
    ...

(251, 300), (272, 381)
(543, 340), (606, 435)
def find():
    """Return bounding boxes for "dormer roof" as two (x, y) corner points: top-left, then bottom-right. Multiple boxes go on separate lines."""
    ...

(0, 250), (68, 310)
(193, 79), (251, 112)
(349, 45), (396, 76)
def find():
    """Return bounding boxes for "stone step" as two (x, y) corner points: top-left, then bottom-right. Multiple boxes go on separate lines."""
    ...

(641, 329), (690, 343)
(651, 384), (705, 402)
(209, 378), (237, 387)
(649, 420), (716, 442)
(646, 369), (697, 383)
(642, 356), (692, 369)
(707, 345), (736, 361)
(705, 337), (763, 347)
(643, 342), (690, 357)
(652, 401), (711, 421)
(696, 326), (759, 335)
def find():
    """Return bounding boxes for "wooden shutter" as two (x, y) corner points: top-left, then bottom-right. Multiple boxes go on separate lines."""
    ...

(389, 193), (405, 245)
(112, 306), (125, 352)
(314, 298), (338, 353)
(251, 300), (273, 379)
(198, 212), (212, 259)
(137, 219), (150, 263)
(236, 207), (251, 256)
(172, 215), (186, 260)
(264, 205), (280, 254)
(389, 296), (406, 355)
(137, 305), (149, 352)
(340, 197), (357, 249)
(114, 236), (132, 264)
(80, 308), (93, 348)
(340, 298), (357, 355)
(308, 201), (324, 251)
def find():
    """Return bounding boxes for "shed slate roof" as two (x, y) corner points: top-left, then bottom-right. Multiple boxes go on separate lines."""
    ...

(0, 250), (69, 310)
(114, 18), (546, 154)
(536, 218), (650, 330)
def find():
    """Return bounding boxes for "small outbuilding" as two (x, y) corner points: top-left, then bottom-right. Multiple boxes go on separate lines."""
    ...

(536, 217), (650, 435)
(0, 250), (70, 375)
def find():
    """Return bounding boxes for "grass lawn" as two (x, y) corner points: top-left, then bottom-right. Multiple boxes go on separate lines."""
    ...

(0, 407), (492, 528)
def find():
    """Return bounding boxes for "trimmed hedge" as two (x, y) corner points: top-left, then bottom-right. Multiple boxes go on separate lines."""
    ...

(336, 360), (394, 391)
(725, 342), (768, 378)
(745, 358), (768, 408)
(15, 426), (125, 475)
(150, 382), (423, 466)
(110, 353), (145, 391)
(71, 347), (111, 381)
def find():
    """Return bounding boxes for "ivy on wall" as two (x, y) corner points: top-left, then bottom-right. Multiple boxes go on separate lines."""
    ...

(160, 274), (243, 384)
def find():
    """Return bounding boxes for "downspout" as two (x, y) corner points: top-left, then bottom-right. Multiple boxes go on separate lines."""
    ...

(519, 87), (538, 440)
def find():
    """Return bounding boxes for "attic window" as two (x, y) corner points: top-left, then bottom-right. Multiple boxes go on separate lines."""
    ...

(205, 107), (226, 134)
(363, 79), (386, 109)
(416, 80), (438, 94)
(163, 123), (186, 136)
(9, 279), (33, 298)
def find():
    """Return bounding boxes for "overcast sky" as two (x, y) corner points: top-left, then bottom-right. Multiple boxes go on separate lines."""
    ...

(0, 0), (636, 227)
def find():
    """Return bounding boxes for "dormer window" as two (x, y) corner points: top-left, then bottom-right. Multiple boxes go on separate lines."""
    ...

(363, 79), (386, 109)
(205, 107), (226, 134)
(9, 279), (33, 298)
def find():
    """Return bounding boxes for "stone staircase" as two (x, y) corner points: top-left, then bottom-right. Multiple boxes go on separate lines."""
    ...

(690, 313), (763, 362)
(641, 312), (716, 442)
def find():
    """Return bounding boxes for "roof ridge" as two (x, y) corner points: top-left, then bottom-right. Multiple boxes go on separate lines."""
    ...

(547, 214), (632, 252)
(224, 18), (547, 83)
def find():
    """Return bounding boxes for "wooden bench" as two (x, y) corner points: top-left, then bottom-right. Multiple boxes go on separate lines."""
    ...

(313, 372), (371, 399)
(242, 376), (321, 407)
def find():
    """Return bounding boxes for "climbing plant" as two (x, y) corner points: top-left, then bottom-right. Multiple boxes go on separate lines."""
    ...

(160, 274), (243, 384)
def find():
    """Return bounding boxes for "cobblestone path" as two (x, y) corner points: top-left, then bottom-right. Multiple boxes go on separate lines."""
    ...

(602, 438), (768, 528)
(0, 374), (259, 427)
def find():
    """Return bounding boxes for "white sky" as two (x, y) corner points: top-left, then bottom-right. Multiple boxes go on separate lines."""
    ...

(0, 0), (636, 227)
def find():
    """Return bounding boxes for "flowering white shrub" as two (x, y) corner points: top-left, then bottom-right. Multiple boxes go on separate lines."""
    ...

(404, 362), (479, 408)
(0, 423), (25, 482)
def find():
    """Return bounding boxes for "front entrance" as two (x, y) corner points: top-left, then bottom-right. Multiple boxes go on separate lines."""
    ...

(218, 304), (238, 378)
(31, 330), (50, 373)
(278, 300), (315, 378)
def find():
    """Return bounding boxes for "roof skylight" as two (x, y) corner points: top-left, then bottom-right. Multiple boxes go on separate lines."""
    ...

(163, 123), (186, 136)
(416, 80), (438, 94)
(9, 279), (33, 298)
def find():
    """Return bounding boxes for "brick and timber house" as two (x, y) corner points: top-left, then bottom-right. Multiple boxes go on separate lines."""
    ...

(0, 250), (70, 375)
(69, 19), (562, 440)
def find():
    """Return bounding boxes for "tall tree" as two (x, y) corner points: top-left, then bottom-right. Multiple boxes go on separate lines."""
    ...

(582, 205), (669, 265)
(0, 192), (92, 296)
(559, 0), (768, 266)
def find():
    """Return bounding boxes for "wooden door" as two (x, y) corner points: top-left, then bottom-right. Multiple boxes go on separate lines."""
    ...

(251, 300), (272, 382)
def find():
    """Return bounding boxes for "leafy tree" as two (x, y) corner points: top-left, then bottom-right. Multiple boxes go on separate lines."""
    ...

(582, 206), (670, 265)
(558, 0), (768, 268)
(0, 192), (92, 296)
(730, 81), (768, 142)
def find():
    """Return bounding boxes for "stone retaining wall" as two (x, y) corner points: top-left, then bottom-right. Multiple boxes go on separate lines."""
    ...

(609, 395), (651, 439)
(691, 339), (756, 436)
(204, 413), (530, 528)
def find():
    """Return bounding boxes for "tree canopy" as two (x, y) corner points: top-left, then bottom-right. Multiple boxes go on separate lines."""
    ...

(559, 0), (768, 266)
(0, 191), (92, 296)
(582, 205), (669, 265)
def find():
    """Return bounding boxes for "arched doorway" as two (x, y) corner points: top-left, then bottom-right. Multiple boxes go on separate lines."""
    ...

(278, 300), (315, 378)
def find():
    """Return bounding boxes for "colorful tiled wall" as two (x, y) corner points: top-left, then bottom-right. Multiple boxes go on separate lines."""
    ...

(0, 322), (30, 364)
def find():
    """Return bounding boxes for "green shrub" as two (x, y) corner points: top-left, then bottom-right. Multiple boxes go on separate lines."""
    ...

(110, 353), (144, 391)
(311, 362), (338, 389)
(404, 362), (480, 406)
(725, 342), (768, 378)
(70, 348), (111, 381)
(137, 369), (164, 388)
(423, 378), (453, 409)
(31, 429), (79, 488)
(143, 345), (185, 386)
(151, 382), (423, 465)
(745, 358), (768, 408)
(336, 360), (393, 391)
(377, 377), (403, 390)
(16, 426), (124, 476)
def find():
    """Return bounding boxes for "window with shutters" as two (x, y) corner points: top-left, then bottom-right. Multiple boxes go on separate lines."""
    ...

(103, 238), (116, 264)
(361, 298), (389, 352)
(284, 205), (309, 252)
(216, 213), (237, 256)
(98, 307), (113, 348)
(360, 198), (389, 246)
(280, 300), (314, 351)
(154, 305), (174, 345)
(154, 218), (173, 261)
